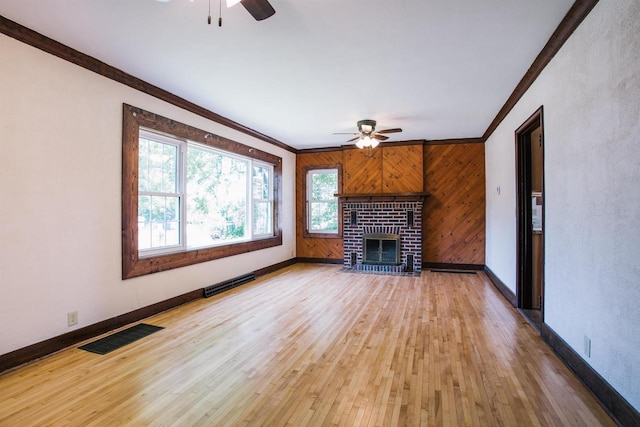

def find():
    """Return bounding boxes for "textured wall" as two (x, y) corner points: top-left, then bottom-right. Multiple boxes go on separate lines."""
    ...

(484, 0), (640, 410)
(0, 35), (296, 355)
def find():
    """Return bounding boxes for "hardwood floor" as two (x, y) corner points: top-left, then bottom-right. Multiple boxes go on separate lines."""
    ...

(0, 264), (614, 426)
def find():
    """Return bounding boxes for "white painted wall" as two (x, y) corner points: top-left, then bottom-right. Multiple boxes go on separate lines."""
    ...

(0, 34), (296, 355)
(485, 0), (640, 411)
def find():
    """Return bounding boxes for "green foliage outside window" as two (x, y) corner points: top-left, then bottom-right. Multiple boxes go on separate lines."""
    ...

(137, 133), (273, 252)
(308, 170), (338, 233)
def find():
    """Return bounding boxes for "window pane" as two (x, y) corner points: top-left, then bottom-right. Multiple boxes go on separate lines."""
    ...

(139, 139), (149, 191)
(311, 171), (337, 201)
(253, 201), (272, 235)
(252, 165), (270, 200)
(138, 195), (152, 250)
(310, 201), (338, 231)
(139, 138), (177, 193)
(186, 146), (248, 247)
(139, 195), (180, 249)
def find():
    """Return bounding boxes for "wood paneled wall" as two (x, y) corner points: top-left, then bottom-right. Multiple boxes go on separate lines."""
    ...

(343, 149), (383, 193)
(382, 145), (424, 193)
(296, 142), (485, 266)
(343, 144), (423, 193)
(296, 152), (344, 260)
(422, 143), (485, 265)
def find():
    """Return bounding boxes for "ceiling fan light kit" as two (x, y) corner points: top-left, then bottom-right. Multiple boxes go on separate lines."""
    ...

(355, 135), (379, 149)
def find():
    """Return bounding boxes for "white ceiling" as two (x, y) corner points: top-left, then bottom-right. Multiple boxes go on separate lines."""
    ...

(0, 0), (574, 150)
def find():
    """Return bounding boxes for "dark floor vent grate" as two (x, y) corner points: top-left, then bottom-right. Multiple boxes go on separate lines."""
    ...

(203, 272), (255, 298)
(78, 323), (163, 355)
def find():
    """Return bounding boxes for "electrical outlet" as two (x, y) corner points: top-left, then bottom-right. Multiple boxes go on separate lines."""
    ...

(68, 311), (78, 327)
(584, 335), (591, 358)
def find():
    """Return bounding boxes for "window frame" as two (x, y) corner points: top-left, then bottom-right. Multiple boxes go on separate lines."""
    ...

(137, 130), (185, 256)
(303, 165), (342, 239)
(122, 104), (282, 279)
(251, 161), (275, 238)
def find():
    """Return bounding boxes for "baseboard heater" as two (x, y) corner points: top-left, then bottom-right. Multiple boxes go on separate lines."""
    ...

(203, 272), (255, 298)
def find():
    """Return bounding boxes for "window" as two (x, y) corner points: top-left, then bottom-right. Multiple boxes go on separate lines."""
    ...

(305, 167), (341, 236)
(138, 132), (182, 253)
(252, 163), (274, 236)
(123, 104), (282, 279)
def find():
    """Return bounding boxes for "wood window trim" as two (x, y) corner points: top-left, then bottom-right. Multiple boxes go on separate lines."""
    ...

(122, 104), (282, 279)
(302, 164), (343, 239)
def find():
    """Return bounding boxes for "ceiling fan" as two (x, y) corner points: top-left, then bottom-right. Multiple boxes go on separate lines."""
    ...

(156, 0), (275, 22)
(335, 119), (403, 149)
(229, 0), (275, 21)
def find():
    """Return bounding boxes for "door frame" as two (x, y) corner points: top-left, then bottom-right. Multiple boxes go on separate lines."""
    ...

(515, 106), (545, 314)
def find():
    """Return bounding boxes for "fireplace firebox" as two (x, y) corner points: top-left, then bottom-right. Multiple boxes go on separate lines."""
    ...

(363, 233), (401, 265)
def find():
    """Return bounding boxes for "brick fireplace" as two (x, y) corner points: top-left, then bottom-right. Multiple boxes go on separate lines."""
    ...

(340, 196), (426, 274)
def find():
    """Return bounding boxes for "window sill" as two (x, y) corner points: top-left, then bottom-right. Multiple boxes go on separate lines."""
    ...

(124, 233), (282, 279)
(303, 231), (342, 239)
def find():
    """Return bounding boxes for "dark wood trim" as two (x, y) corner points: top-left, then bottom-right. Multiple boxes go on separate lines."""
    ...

(297, 140), (426, 154)
(423, 138), (484, 146)
(515, 107), (544, 311)
(0, 289), (202, 374)
(483, 262), (639, 427)
(296, 138), (483, 154)
(0, 16), (296, 154)
(302, 164), (344, 239)
(122, 104), (283, 279)
(336, 192), (430, 202)
(296, 257), (343, 265)
(483, 266), (517, 307)
(1, 1), (600, 153)
(297, 146), (345, 154)
(482, 0), (599, 141)
(541, 324), (640, 427)
(423, 262), (484, 271)
(339, 139), (424, 150)
(0, 258), (298, 374)
(254, 258), (297, 277)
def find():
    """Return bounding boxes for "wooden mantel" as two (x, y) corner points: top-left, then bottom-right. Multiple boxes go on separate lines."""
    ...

(335, 192), (430, 202)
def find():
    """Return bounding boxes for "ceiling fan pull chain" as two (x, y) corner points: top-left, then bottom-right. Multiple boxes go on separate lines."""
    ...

(207, 0), (212, 24)
(219, 0), (223, 26)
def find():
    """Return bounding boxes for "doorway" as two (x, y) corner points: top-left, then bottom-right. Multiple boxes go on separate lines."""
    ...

(516, 107), (544, 330)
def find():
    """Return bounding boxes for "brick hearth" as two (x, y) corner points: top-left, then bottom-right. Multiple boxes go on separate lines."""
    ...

(342, 201), (423, 274)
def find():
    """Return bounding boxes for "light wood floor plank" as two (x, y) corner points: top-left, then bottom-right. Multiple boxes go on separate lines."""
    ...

(0, 264), (615, 426)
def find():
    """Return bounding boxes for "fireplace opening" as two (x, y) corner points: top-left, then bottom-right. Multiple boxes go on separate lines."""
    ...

(363, 233), (401, 265)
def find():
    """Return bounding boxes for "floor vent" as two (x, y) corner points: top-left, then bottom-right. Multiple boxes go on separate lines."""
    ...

(203, 272), (255, 298)
(78, 323), (163, 355)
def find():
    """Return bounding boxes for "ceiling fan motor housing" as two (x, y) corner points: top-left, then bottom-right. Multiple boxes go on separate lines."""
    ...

(357, 119), (376, 134)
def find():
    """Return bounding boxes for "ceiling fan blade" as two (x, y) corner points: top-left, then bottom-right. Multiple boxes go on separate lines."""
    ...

(346, 136), (361, 142)
(372, 134), (389, 141)
(240, 0), (275, 21)
(333, 132), (358, 135)
(376, 128), (403, 134)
